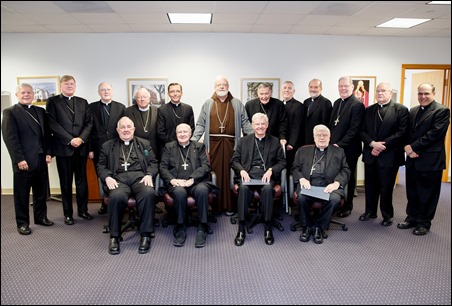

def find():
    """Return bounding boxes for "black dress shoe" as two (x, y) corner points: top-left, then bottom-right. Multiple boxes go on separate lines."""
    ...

(78, 212), (93, 220)
(173, 227), (187, 247)
(359, 212), (377, 221)
(299, 227), (311, 242)
(380, 218), (393, 226)
(36, 218), (54, 226)
(139, 237), (151, 254)
(413, 226), (429, 236)
(264, 228), (274, 245)
(397, 221), (416, 229)
(109, 237), (120, 255)
(195, 230), (207, 248)
(17, 225), (31, 235)
(313, 227), (324, 244)
(234, 231), (246, 246)
(336, 210), (351, 218)
(98, 205), (107, 215)
(64, 217), (74, 225)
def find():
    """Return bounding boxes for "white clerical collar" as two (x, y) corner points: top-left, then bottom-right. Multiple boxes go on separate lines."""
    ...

(179, 142), (190, 148)
(171, 101), (180, 106)
(138, 106), (149, 111)
(255, 136), (265, 141)
(124, 141), (130, 145)
(379, 101), (390, 107)
(101, 101), (111, 105)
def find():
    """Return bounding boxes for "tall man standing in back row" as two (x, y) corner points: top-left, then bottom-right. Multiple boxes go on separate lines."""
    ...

(398, 83), (450, 236)
(46, 75), (93, 225)
(329, 76), (365, 218)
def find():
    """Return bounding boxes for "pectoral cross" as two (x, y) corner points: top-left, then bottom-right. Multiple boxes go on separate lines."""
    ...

(220, 124), (225, 133)
(182, 162), (188, 170)
(310, 166), (315, 176)
(121, 162), (131, 171)
(334, 116), (340, 126)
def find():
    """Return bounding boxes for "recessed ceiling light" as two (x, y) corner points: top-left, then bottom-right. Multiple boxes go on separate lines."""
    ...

(167, 13), (212, 24)
(376, 18), (431, 29)
(427, 1), (451, 4)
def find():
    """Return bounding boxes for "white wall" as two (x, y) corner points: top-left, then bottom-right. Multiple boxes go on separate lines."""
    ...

(1, 32), (450, 193)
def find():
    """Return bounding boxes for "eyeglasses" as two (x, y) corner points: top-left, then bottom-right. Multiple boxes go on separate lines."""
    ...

(418, 92), (431, 96)
(314, 133), (329, 138)
(135, 96), (149, 99)
(376, 90), (390, 93)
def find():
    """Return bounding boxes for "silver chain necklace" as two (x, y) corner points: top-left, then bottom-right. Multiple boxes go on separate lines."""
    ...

(179, 144), (190, 170)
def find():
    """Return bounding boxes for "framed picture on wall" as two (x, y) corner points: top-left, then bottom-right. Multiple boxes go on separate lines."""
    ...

(127, 78), (167, 107)
(241, 78), (280, 103)
(351, 76), (376, 107)
(16, 76), (60, 106)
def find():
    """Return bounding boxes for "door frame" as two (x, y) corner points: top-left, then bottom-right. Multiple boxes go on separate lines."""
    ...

(400, 64), (451, 182)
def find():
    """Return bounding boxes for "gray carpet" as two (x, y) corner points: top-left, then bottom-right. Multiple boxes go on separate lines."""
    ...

(1, 168), (451, 305)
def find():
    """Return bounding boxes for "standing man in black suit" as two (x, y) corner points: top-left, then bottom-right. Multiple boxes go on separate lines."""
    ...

(125, 87), (159, 160)
(2, 84), (54, 235)
(157, 82), (195, 145)
(360, 82), (409, 226)
(160, 123), (218, 248)
(292, 125), (350, 244)
(281, 80), (304, 179)
(231, 113), (286, 246)
(97, 116), (158, 254)
(398, 83), (450, 235)
(245, 82), (288, 147)
(328, 76), (365, 218)
(46, 75), (93, 225)
(303, 78), (332, 145)
(88, 82), (125, 215)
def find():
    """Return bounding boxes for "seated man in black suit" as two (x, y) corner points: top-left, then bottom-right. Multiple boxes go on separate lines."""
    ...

(292, 124), (350, 244)
(97, 116), (158, 255)
(231, 113), (286, 246)
(160, 123), (218, 248)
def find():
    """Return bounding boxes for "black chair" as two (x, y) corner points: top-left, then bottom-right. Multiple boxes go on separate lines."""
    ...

(288, 175), (348, 235)
(100, 178), (160, 239)
(158, 172), (217, 234)
(230, 169), (287, 233)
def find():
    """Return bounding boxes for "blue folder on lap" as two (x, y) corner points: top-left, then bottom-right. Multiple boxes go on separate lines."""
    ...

(300, 186), (330, 201)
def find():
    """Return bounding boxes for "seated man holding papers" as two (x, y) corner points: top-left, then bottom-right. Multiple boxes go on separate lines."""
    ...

(292, 124), (350, 244)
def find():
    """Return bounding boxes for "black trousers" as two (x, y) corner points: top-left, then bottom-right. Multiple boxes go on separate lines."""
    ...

(13, 154), (48, 227)
(237, 184), (274, 222)
(107, 171), (156, 237)
(297, 190), (341, 230)
(55, 154), (88, 218)
(167, 182), (211, 225)
(364, 163), (399, 220)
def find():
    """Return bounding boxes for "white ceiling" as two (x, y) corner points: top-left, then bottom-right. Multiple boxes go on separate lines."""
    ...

(1, 1), (450, 37)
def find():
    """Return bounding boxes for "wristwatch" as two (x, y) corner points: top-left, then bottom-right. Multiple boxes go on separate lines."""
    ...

(268, 168), (273, 172)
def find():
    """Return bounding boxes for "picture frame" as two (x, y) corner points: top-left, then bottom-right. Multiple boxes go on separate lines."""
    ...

(127, 78), (167, 107)
(350, 76), (376, 107)
(241, 78), (280, 103)
(16, 76), (60, 105)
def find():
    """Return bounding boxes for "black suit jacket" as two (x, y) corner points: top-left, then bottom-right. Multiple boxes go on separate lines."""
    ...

(157, 102), (195, 144)
(245, 97), (288, 140)
(284, 98), (304, 149)
(292, 145), (350, 198)
(97, 136), (158, 183)
(406, 101), (450, 172)
(303, 95), (332, 145)
(124, 104), (159, 159)
(328, 95), (364, 158)
(2, 104), (51, 172)
(160, 140), (211, 186)
(88, 100), (125, 163)
(231, 134), (286, 183)
(46, 94), (93, 156)
(361, 101), (409, 167)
